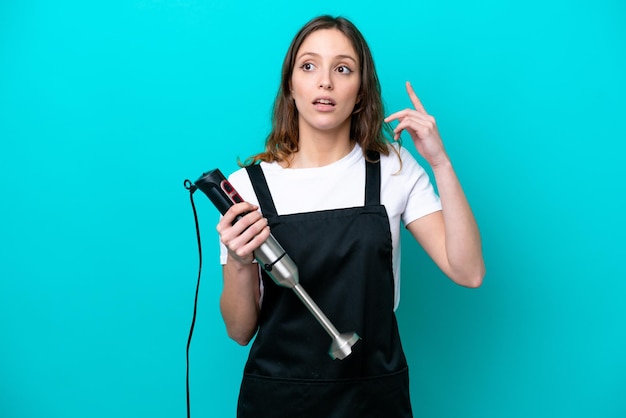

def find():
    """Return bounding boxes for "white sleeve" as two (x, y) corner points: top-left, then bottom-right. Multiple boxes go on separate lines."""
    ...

(398, 147), (442, 226)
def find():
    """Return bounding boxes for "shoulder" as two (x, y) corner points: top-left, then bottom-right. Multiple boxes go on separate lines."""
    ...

(227, 166), (250, 187)
(226, 166), (258, 204)
(379, 142), (426, 180)
(226, 161), (285, 206)
(378, 142), (440, 215)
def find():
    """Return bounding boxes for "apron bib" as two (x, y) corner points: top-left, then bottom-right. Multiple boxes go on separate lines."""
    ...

(237, 154), (412, 418)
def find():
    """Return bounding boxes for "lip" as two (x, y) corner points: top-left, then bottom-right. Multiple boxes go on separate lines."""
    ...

(312, 96), (336, 111)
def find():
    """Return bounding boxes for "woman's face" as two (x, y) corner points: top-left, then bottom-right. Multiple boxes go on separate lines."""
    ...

(290, 28), (361, 138)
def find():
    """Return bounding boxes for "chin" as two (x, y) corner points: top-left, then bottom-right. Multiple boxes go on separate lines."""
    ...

(303, 117), (351, 133)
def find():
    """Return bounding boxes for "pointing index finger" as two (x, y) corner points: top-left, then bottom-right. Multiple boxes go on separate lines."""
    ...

(406, 81), (426, 113)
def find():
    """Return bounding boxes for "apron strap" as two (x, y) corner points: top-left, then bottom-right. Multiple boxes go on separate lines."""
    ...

(245, 164), (278, 217)
(365, 151), (381, 207)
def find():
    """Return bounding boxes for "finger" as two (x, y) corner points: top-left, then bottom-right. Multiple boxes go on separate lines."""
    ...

(392, 117), (435, 140)
(233, 211), (265, 238)
(406, 81), (427, 113)
(232, 229), (270, 262)
(217, 205), (260, 239)
(221, 202), (257, 225)
(385, 106), (435, 123)
(224, 216), (268, 253)
(392, 119), (416, 140)
(231, 218), (269, 249)
(384, 108), (414, 123)
(384, 109), (405, 123)
(240, 224), (271, 253)
(392, 113), (434, 130)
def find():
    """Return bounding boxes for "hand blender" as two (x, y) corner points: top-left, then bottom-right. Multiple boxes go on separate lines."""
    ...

(192, 169), (360, 360)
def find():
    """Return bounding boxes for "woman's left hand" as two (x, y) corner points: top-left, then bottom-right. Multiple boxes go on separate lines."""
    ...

(385, 81), (449, 168)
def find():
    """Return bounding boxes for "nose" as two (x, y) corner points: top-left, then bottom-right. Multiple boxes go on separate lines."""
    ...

(318, 71), (333, 90)
(319, 81), (332, 90)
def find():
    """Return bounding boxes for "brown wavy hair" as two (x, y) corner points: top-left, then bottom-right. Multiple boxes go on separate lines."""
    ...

(244, 15), (400, 166)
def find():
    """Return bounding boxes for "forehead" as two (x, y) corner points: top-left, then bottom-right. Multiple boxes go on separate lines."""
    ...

(296, 28), (358, 62)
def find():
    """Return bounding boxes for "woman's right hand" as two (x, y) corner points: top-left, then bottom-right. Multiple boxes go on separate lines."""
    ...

(218, 201), (267, 344)
(217, 202), (271, 266)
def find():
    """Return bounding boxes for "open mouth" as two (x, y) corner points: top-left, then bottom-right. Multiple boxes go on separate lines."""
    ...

(313, 98), (336, 106)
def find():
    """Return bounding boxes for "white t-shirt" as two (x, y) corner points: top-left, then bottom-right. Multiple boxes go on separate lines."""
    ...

(219, 143), (442, 310)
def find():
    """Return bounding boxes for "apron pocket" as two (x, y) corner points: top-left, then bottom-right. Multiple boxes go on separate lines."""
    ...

(237, 368), (412, 418)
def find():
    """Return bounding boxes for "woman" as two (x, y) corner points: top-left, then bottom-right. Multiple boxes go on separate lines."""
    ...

(217, 15), (485, 418)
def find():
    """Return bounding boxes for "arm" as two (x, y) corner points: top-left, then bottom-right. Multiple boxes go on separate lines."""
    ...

(406, 162), (485, 287)
(217, 201), (270, 345)
(385, 82), (486, 287)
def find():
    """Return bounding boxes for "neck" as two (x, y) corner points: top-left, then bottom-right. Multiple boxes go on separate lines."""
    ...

(286, 123), (353, 168)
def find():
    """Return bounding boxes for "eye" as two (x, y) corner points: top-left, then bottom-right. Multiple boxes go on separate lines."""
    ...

(336, 65), (353, 74)
(300, 62), (316, 71)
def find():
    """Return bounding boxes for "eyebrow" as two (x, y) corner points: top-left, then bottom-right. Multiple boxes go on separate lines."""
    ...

(297, 52), (358, 65)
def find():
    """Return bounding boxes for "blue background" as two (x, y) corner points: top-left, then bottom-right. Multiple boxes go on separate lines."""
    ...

(1, 1), (625, 417)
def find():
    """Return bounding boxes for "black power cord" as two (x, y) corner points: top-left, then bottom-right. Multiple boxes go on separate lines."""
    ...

(183, 179), (201, 418)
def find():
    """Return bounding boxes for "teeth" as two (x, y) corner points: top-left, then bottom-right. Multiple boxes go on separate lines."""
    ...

(316, 99), (333, 105)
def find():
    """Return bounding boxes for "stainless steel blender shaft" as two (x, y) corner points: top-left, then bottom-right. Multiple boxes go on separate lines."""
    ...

(255, 236), (360, 360)
(291, 283), (361, 360)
